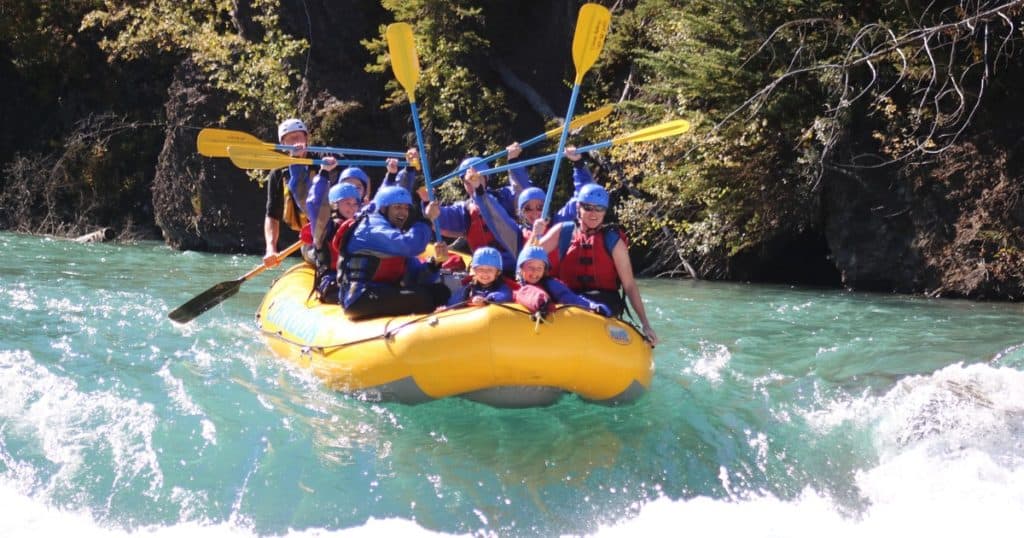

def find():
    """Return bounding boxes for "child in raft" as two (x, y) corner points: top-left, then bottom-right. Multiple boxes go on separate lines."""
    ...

(513, 245), (611, 316)
(448, 246), (513, 307)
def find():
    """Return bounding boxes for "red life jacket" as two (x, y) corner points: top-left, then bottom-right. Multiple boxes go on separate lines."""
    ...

(335, 216), (408, 284)
(328, 217), (353, 271)
(300, 222), (314, 245)
(466, 204), (501, 251)
(556, 223), (624, 292)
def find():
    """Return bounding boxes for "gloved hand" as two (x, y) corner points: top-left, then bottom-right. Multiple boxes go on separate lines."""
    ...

(591, 303), (612, 317)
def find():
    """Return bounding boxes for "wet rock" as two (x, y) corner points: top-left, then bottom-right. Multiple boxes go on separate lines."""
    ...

(152, 59), (267, 253)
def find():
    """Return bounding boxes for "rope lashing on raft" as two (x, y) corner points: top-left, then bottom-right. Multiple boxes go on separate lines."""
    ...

(260, 302), (635, 353)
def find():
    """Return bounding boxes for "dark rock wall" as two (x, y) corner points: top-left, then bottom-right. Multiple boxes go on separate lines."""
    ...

(823, 140), (1024, 298)
(154, 60), (267, 252)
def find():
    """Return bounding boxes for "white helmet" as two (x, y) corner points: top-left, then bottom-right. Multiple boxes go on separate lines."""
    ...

(277, 118), (308, 141)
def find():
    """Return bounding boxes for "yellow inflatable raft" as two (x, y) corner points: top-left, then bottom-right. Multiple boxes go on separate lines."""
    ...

(255, 263), (654, 407)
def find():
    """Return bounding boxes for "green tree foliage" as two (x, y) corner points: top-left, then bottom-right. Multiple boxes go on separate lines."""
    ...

(596, 0), (1023, 279)
(364, 0), (515, 174)
(0, 1), (167, 236)
(593, 0), (837, 275)
(81, 0), (308, 120)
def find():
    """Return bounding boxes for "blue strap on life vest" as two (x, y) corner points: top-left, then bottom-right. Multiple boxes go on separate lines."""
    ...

(558, 222), (622, 259)
(557, 223), (574, 260)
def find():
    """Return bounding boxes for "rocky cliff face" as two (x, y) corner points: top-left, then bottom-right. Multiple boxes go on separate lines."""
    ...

(823, 140), (1024, 299)
(153, 60), (267, 252)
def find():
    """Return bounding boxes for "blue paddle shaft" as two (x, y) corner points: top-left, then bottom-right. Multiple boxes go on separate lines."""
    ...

(542, 85), (582, 219)
(276, 144), (406, 159)
(430, 129), (552, 186)
(304, 158), (408, 168)
(476, 139), (613, 177)
(408, 101), (442, 242)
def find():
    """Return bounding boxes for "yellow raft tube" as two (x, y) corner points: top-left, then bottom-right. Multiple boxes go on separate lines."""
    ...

(255, 263), (654, 407)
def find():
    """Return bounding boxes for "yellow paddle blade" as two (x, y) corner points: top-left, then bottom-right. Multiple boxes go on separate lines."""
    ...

(226, 146), (313, 170)
(543, 104), (614, 139)
(386, 22), (420, 103)
(196, 128), (270, 157)
(612, 119), (692, 145)
(571, 4), (611, 84)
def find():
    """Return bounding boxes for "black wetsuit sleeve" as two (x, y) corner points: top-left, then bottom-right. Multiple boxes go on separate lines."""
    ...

(266, 168), (284, 220)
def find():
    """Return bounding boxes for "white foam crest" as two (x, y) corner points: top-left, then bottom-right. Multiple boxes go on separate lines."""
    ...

(992, 341), (1024, 366)
(594, 477), (1024, 537)
(870, 363), (1024, 460)
(683, 339), (731, 383)
(0, 350), (164, 498)
(807, 362), (1024, 446)
(768, 361), (1024, 534)
(0, 480), (458, 537)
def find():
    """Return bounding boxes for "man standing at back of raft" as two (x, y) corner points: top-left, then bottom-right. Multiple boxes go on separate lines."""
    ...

(263, 118), (342, 267)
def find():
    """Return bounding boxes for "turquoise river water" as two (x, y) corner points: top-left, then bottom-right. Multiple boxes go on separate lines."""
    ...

(1, 231), (1023, 536)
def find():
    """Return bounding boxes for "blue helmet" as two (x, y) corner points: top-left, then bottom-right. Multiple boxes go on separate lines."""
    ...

(329, 182), (361, 204)
(578, 184), (609, 208)
(373, 185), (412, 209)
(471, 247), (503, 271)
(339, 167), (370, 188)
(459, 156), (490, 176)
(517, 245), (549, 270)
(517, 187), (546, 213)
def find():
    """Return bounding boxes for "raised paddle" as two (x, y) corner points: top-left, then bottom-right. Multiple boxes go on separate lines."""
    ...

(429, 104), (615, 187)
(386, 22), (443, 242)
(475, 119), (693, 177)
(168, 241), (303, 324)
(225, 146), (407, 170)
(542, 3), (610, 221)
(196, 128), (407, 159)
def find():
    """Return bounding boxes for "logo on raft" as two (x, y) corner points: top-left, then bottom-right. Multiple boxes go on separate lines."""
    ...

(265, 300), (324, 343)
(606, 324), (631, 345)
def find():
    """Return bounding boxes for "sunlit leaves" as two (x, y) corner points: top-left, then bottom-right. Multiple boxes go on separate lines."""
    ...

(81, 0), (308, 120)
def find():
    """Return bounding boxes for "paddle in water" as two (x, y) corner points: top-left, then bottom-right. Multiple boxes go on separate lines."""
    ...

(168, 241), (303, 324)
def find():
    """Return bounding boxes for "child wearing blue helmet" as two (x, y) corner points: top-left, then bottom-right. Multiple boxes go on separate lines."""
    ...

(337, 166), (370, 202)
(302, 180), (364, 303)
(448, 247), (513, 307)
(513, 245), (611, 317)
